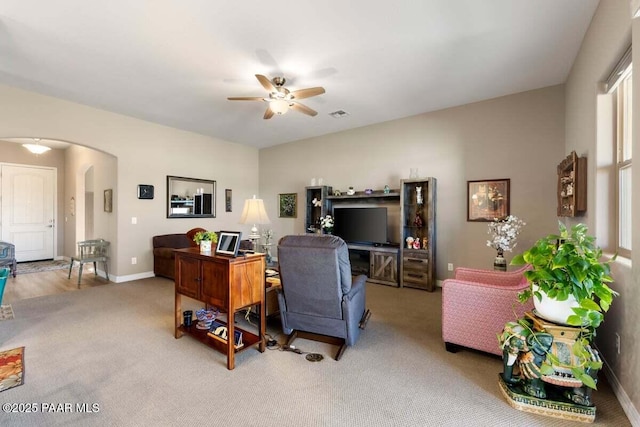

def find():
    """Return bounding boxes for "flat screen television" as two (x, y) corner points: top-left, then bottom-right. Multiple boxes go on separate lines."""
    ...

(333, 207), (388, 245)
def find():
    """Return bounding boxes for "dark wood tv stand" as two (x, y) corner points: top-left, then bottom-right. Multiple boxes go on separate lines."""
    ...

(346, 243), (399, 287)
(173, 248), (266, 370)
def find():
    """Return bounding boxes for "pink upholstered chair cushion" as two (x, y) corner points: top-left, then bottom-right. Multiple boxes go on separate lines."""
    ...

(441, 265), (533, 356)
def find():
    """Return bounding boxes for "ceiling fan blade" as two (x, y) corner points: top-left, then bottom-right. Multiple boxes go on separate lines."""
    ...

(256, 74), (276, 92)
(290, 102), (318, 117)
(227, 97), (264, 101)
(263, 107), (274, 120)
(290, 87), (325, 100)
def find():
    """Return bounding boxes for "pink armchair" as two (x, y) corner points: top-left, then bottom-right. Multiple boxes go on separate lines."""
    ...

(441, 265), (533, 356)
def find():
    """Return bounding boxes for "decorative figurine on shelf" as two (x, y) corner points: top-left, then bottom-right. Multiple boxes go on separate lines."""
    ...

(422, 237), (428, 250)
(346, 187), (355, 196)
(310, 177), (317, 186)
(414, 213), (423, 228)
(405, 236), (414, 249)
(364, 188), (373, 195)
(413, 239), (421, 249)
(384, 185), (390, 194)
(416, 185), (423, 205)
(311, 197), (322, 207)
(333, 189), (342, 196)
(566, 183), (574, 196)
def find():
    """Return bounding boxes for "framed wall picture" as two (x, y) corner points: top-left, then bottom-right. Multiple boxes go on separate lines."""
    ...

(137, 184), (154, 199)
(225, 189), (232, 212)
(278, 193), (297, 218)
(104, 189), (113, 213)
(467, 179), (510, 221)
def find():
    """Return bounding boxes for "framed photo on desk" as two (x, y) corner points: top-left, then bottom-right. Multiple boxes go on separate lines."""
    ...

(215, 231), (242, 257)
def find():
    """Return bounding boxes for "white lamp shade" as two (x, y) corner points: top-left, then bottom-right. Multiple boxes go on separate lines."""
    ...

(239, 196), (271, 225)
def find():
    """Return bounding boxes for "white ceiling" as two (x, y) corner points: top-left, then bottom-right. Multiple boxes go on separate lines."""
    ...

(0, 0), (599, 149)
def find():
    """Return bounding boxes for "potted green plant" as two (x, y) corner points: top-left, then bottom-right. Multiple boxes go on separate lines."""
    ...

(193, 230), (218, 252)
(512, 222), (618, 331)
(509, 222), (619, 390)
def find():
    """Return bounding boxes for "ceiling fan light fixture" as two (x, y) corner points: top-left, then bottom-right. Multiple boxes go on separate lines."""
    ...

(270, 99), (290, 115)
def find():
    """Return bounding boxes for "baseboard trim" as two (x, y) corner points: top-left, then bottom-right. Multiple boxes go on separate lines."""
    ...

(111, 271), (156, 283)
(602, 359), (640, 426)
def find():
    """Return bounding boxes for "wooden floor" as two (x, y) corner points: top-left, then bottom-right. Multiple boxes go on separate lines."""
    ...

(2, 266), (110, 304)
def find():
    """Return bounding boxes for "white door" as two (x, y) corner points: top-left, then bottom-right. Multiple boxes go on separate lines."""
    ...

(1, 164), (56, 261)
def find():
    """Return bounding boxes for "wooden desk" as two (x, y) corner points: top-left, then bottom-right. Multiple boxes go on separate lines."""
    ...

(174, 248), (266, 370)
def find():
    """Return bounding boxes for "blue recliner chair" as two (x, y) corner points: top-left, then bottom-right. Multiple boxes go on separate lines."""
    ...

(276, 234), (370, 360)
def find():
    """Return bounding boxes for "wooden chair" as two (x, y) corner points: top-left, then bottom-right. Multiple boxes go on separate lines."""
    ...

(0, 241), (17, 278)
(68, 239), (110, 287)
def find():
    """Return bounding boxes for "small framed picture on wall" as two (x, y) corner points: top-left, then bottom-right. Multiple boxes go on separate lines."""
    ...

(467, 179), (510, 222)
(225, 189), (232, 212)
(104, 189), (113, 213)
(278, 193), (297, 218)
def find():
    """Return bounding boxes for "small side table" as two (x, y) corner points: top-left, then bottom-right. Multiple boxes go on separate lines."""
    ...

(498, 311), (598, 423)
(265, 272), (281, 317)
(258, 242), (275, 265)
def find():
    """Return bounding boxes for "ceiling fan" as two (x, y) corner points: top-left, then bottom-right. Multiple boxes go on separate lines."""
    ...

(228, 74), (325, 119)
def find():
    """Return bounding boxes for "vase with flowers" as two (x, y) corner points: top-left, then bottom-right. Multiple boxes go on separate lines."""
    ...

(486, 215), (526, 271)
(320, 214), (334, 235)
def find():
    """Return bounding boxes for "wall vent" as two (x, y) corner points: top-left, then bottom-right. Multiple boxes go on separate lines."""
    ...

(329, 110), (350, 118)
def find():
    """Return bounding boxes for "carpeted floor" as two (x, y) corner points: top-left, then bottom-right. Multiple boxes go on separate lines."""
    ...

(0, 278), (631, 426)
(16, 260), (70, 275)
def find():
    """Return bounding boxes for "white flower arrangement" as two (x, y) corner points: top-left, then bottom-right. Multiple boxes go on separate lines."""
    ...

(486, 215), (526, 253)
(320, 214), (334, 231)
(262, 229), (274, 244)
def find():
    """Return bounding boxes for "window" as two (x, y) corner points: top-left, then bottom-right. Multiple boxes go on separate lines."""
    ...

(616, 71), (632, 256)
(608, 48), (632, 257)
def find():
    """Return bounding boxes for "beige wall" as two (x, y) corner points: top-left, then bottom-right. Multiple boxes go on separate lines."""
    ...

(260, 85), (565, 280)
(0, 83), (260, 279)
(63, 145), (118, 265)
(0, 140), (66, 256)
(565, 0), (639, 420)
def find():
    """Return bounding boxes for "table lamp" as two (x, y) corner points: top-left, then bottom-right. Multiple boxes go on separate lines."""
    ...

(239, 195), (271, 250)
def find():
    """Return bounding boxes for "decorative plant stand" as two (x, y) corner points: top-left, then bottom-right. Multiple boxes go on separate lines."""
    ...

(498, 312), (599, 423)
(498, 374), (595, 423)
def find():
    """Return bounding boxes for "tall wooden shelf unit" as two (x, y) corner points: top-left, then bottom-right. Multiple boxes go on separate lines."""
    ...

(557, 151), (586, 217)
(400, 178), (436, 291)
(305, 186), (332, 233)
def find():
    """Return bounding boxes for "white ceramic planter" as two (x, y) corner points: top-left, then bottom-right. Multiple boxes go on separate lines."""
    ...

(200, 241), (212, 252)
(532, 285), (579, 325)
